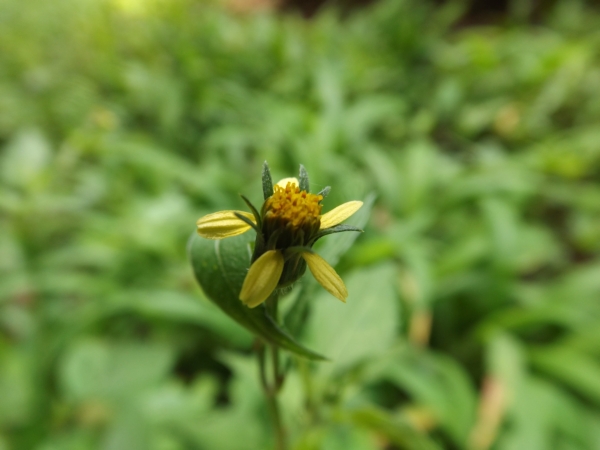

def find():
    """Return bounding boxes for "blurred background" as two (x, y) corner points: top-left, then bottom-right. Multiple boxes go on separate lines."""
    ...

(2, 0), (600, 448)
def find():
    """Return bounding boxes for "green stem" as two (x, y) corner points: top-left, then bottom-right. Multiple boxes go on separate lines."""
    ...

(298, 357), (318, 424)
(256, 292), (287, 450)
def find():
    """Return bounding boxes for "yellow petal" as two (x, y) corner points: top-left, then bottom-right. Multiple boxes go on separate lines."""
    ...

(240, 250), (284, 308)
(302, 252), (348, 303)
(275, 177), (299, 189)
(319, 201), (363, 229)
(196, 210), (255, 239)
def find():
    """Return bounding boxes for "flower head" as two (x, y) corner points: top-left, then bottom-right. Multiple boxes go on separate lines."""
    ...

(196, 163), (363, 308)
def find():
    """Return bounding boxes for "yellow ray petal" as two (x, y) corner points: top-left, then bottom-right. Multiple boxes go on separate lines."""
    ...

(302, 252), (348, 303)
(240, 250), (284, 308)
(319, 201), (363, 229)
(275, 177), (299, 189)
(196, 210), (255, 239)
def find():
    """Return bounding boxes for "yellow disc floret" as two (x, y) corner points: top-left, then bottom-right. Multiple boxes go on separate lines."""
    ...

(264, 182), (323, 229)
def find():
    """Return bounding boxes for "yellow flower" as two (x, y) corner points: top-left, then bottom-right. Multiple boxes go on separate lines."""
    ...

(196, 164), (363, 308)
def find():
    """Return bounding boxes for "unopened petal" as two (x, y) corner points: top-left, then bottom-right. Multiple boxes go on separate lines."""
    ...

(275, 177), (299, 189)
(319, 201), (363, 229)
(196, 210), (255, 239)
(302, 252), (348, 303)
(240, 250), (284, 308)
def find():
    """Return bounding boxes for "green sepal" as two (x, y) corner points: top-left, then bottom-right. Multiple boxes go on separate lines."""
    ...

(278, 252), (307, 288)
(283, 246), (314, 257)
(233, 212), (259, 233)
(240, 194), (262, 228)
(310, 224), (363, 244)
(318, 186), (331, 198)
(188, 232), (326, 360)
(262, 161), (274, 200)
(299, 164), (310, 192)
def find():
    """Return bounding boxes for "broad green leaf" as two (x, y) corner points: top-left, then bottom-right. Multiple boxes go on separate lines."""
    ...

(0, 128), (51, 188)
(367, 349), (477, 447)
(0, 349), (33, 426)
(59, 340), (173, 401)
(188, 233), (325, 360)
(141, 377), (219, 423)
(487, 332), (526, 386)
(102, 409), (150, 450)
(530, 346), (600, 406)
(297, 424), (379, 450)
(122, 290), (252, 348)
(172, 352), (267, 450)
(351, 407), (442, 450)
(33, 433), (97, 450)
(497, 376), (557, 450)
(305, 262), (398, 376)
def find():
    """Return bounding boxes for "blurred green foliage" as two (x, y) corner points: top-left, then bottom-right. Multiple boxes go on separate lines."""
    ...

(1, 0), (600, 448)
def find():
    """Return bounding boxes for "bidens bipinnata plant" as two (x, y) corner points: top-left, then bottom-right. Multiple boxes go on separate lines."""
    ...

(196, 162), (363, 308)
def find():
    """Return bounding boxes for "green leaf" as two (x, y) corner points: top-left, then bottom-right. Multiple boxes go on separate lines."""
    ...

(351, 407), (442, 450)
(305, 263), (399, 376)
(59, 339), (173, 401)
(295, 424), (380, 450)
(0, 128), (51, 189)
(494, 383), (546, 449)
(0, 349), (34, 426)
(188, 233), (325, 360)
(373, 349), (477, 446)
(122, 290), (253, 347)
(179, 353), (268, 449)
(530, 346), (600, 406)
(102, 409), (150, 450)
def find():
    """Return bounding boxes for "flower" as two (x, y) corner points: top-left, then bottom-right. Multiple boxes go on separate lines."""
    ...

(196, 163), (363, 308)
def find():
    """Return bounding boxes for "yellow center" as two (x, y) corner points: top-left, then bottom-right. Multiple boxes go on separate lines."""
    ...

(265, 182), (323, 228)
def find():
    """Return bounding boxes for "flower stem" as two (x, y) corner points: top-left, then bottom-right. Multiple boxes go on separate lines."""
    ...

(256, 293), (287, 450)
(298, 357), (318, 424)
